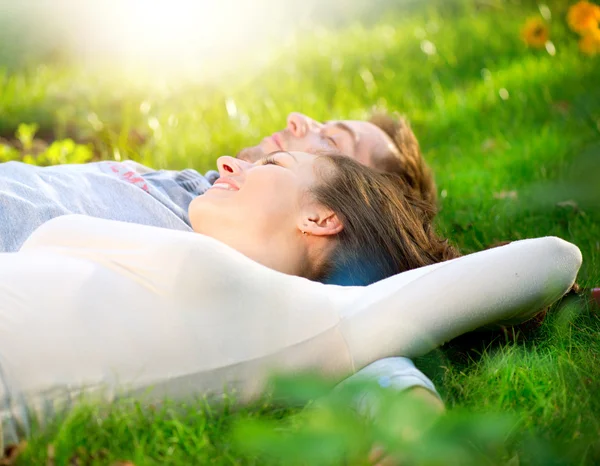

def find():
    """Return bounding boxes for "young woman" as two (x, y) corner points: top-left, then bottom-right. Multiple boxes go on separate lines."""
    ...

(4, 151), (581, 454)
(0, 151), (463, 447)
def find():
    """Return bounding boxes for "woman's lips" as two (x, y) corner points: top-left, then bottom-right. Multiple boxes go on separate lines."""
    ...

(210, 178), (239, 191)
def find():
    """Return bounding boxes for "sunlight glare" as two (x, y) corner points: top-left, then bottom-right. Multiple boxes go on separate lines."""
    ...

(19, 0), (318, 81)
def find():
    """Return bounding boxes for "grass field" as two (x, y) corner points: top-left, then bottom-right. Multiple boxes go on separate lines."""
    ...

(1, 0), (600, 464)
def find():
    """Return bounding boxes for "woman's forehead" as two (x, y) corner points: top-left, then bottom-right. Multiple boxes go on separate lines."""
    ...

(280, 151), (334, 180)
(284, 151), (313, 161)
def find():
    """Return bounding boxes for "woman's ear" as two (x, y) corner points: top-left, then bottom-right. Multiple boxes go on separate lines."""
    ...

(299, 205), (343, 237)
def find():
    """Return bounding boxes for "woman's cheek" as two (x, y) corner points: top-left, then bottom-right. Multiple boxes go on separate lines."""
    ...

(262, 186), (298, 219)
(247, 170), (300, 218)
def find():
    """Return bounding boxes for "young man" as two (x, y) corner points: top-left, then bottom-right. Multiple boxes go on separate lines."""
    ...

(238, 112), (437, 209)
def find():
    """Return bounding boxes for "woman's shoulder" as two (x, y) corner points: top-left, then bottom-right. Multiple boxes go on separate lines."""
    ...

(19, 215), (330, 297)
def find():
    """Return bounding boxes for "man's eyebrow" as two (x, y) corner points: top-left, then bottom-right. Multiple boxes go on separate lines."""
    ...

(325, 121), (359, 147)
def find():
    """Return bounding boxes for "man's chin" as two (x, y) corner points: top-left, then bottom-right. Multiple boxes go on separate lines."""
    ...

(236, 146), (265, 163)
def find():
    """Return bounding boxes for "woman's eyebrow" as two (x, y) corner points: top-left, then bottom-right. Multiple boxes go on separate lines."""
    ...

(269, 150), (298, 162)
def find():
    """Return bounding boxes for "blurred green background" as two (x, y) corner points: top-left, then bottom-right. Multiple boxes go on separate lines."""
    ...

(1, 0), (600, 464)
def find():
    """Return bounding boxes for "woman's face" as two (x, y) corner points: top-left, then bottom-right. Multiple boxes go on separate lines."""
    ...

(189, 151), (331, 247)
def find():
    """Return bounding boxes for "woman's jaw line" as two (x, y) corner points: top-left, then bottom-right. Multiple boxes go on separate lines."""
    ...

(196, 220), (321, 279)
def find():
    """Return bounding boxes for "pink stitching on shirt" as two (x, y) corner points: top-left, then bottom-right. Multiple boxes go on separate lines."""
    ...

(107, 163), (150, 192)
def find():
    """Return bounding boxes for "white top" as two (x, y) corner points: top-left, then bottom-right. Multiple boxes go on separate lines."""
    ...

(0, 215), (581, 445)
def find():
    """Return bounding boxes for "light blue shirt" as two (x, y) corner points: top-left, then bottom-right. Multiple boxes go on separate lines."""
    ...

(0, 160), (218, 253)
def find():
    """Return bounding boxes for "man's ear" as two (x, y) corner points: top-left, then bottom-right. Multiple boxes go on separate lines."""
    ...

(299, 205), (344, 237)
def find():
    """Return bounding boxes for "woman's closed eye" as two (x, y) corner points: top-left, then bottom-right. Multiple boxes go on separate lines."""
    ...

(258, 151), (297, 167)
(262, 156), (283, 166)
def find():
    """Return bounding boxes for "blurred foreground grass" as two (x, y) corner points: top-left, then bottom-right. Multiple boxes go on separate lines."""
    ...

(1, 0), (600, 464)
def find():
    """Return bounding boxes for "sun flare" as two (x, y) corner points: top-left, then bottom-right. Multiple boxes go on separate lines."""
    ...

(8, 0), (315, 80)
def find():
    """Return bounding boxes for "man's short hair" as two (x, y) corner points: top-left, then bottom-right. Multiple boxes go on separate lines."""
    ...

(368, 112), (437, 214)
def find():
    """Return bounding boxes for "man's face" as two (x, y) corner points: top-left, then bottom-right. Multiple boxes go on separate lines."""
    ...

(236, 112), (400, 169)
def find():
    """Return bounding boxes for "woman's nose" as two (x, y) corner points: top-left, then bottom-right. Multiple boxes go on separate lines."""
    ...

(286, 112), (317, 138)
(216, 156), (252, 176)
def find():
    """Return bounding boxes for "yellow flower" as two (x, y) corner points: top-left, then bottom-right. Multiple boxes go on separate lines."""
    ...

(567, 1), (600, 34)
(521, 18), (550, 48)
(579, 27), (600, 54)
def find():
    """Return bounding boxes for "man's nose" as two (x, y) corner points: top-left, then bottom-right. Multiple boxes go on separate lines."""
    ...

(216, 156), (252, 176)
(287, 112), (320, 138)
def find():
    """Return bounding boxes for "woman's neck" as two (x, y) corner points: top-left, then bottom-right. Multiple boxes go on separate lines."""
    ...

(212, 230), (330, 280)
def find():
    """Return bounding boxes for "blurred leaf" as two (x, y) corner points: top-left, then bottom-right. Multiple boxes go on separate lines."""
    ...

(0, 142), (20, 162)
(233, 418), (353, 465)
(44, 139), (93, 165)
(268, 372), (336, 405)
(15, 122), (38, 151)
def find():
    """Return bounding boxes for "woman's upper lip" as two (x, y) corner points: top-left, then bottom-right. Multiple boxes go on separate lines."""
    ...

(212, 177), (240, 191)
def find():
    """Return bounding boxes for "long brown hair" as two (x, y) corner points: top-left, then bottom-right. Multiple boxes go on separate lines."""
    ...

(368, 111), (438, 216)
(312, 154), (458, 285)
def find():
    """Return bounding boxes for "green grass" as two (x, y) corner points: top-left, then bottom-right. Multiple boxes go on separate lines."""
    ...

(1, 0), (600, 464)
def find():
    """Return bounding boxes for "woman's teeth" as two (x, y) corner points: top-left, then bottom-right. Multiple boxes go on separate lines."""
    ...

(211, 184), (236, 191)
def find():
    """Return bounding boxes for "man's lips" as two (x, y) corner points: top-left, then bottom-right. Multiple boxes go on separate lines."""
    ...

(210, 178), (239, 191)
(271, 133), (283, 150)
